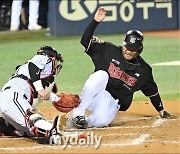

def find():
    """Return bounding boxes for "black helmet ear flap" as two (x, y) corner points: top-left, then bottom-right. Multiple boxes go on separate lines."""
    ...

(138, 47), (143, 54)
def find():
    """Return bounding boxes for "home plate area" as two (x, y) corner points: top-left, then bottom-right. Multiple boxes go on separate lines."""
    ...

(0, 100), (179, 153)
(65, 116), (180, 147)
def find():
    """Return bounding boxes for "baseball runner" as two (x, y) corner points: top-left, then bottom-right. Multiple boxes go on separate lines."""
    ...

(0, 46), (64, 144)
(72, 7), (171, 129)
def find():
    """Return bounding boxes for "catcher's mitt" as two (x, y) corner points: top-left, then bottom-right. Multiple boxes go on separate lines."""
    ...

(52, 93), (80, 113)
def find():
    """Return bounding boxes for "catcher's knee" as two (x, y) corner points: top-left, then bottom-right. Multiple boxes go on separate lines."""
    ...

(29, 113), (44, 128)
(26, 109), (43, 126)
(26, 109), (52, 137)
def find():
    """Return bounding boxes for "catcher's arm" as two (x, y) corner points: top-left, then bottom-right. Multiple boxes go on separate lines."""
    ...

(32, 59), (62, 107)
(28, 62), (50, 101)
(32, 82), (58, 108)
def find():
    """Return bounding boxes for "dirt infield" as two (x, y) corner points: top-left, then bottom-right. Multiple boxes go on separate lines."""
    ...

(0, 100), (179, 153)
(144, 30), (180, 38)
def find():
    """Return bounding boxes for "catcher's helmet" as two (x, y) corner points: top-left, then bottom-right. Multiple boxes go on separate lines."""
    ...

(123, 30), (144, 54)
(37, 46), (63, 62)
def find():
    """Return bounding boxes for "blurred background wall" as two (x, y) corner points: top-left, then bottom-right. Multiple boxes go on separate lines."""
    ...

(0, 0), (48, 31)
(0, 0), (179, 36)
(48, 0), (180, 36)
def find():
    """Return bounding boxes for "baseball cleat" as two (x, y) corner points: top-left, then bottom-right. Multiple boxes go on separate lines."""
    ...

(74, 116), (88, 129)
(10, 25), (18, 31)
(28, 24), (42, 31)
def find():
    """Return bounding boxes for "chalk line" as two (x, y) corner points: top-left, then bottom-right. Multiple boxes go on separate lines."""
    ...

(147, 139), (180, 144)
(0, 134), (150, 150)
(66, 119), (167, 131)
(1, 139), (179, 151)
(131, 134), (150, 145)
(0, 117), (178, 150)
(152, 118), (166, 127)
(103, 133), (137, 137)
(0, 133), (179, 151)
(0, 117), (177, 139)
(152, 61), (180, 66)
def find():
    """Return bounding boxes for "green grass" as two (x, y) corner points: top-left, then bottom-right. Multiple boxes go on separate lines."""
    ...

(0, 31), (179, 101)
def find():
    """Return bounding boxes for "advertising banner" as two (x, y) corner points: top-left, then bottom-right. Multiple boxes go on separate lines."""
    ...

(48, 0), (178, 36)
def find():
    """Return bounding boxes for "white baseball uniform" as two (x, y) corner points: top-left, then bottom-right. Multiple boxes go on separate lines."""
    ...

(73, 70), (120, 127)
(10, 0), (40, 29)
(0, 55), (59, 136)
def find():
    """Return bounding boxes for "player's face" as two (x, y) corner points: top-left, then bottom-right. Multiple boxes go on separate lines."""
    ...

(122, 46), (138, 60)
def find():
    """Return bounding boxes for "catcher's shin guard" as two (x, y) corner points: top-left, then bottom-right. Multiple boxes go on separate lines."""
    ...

(26, 109), (52, 137)
(26, 109), (65, 144)
(37, 115), (66, 144)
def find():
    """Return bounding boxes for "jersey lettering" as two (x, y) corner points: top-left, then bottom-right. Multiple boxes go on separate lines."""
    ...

(108, 62), (137, 86)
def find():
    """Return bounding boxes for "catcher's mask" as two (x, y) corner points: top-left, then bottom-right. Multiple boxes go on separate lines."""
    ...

(37, 45), (63, 63)
(123, 30), (144, 55)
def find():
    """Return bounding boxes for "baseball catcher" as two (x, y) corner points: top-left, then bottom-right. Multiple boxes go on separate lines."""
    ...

(0, 45), (67, 144)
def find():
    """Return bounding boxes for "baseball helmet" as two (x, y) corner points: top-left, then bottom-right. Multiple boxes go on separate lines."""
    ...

(37, 45), (63, 63)
(123, 30), (144, 54)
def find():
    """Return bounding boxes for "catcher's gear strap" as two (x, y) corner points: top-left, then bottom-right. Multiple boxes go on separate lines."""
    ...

(37, 49), (56, 57)
(10, 74), (38, 104)
(37, 49), (63, 63)
(30, 116), (44, 127)
(11, 74), (35, 92)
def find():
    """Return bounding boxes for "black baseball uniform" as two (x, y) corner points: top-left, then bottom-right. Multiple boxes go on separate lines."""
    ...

(81, 19), (164, 112)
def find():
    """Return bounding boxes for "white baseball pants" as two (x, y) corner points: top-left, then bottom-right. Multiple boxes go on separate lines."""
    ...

(0, 90), (33, 136)
(0, 89), (52, 136)
(73, 70), (120, 127)
(10, 0), (39, 28)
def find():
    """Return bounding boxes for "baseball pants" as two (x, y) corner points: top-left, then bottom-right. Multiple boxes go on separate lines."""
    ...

(0, 90), (33, 136)
(0, 89), (52, 136)
(73, 70), (120, 127)
(11, 0), (39, 29)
